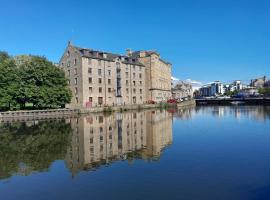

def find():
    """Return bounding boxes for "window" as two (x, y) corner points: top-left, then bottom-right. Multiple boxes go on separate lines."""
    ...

(139, 66), (142, 71)
(75, 97), (78, 103)
(108, 79), (111, 84)
(74, 59), (77, 66)
(133, 81), (135, 86)
(108, 88), (111, 93)
(88, 68), (92, 74)
(126, 80), (129, 85)
(88, 58), (91, 64)
(139, 73), (142, 79)
(67, 51), (70, 57)
(89, 87), (92, 93)
(68, 70), (70, 76)
(99, 87), (102, 93)
(89, 97), (92, 102)
(140, 96), (142, 100)
(98, 78), (102, 84)
(126, 88), (129, 93)
(89, 77), (92, 84)
(75, 87), (78, 95)
(133, 65), (135, 70)
(99, 116), (104, 123)
(98, 69), (102, 75)
(98, 97), (103, 105)
(133, 73), (135, 79)
(140, 89), (142, 94)
(74, 78), (77, 85)
(133, 88), (136, 93)
(74, 68), (77, 75)
(126, 72), (128, 78)
(140, 81), (142, 85)
(108, 70), (111, 76)
(98, 60), (101, 66)
(67, 61), (70, 67)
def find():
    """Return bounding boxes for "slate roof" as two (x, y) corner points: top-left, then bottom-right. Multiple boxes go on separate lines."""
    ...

(73, 46), (145, 66)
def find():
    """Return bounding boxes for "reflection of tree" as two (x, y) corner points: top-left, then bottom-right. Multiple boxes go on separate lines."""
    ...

(0, 120), (72, 180)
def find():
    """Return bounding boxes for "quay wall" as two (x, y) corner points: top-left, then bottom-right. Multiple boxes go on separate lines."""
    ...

(0, 100), (196, 121)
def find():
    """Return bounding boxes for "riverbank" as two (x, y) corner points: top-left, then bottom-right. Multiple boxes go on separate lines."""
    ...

(0, 100), (196, 121)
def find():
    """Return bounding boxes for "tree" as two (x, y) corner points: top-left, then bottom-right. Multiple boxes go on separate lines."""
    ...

(259, 88), (270, 97)
(0, 52), (20, 110)
(15, 55), (72, 108)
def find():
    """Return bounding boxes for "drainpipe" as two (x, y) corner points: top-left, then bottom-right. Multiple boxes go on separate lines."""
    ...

(104, 60), (106, 105)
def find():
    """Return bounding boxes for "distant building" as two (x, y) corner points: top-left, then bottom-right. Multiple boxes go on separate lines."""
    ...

(264, 79), (270, 88)
(199, 81), (224, 97)
(250, 76), (267, 89)
(238, 87), (259, 97)
(172, 81), (193, 99)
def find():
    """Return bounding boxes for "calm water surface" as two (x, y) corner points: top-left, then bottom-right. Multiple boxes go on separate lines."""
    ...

(1, 106), (270, 200)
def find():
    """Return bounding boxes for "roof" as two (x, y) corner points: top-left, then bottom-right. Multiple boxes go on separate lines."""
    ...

(72, 45), (145, 66)
(130, 50), (171, 65)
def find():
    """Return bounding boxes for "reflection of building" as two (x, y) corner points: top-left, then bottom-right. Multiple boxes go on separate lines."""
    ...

(65, 110), (173, 176)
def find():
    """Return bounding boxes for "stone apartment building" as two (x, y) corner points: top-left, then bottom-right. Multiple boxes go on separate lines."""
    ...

(59, 43), (172, 108)
(129, 50), (172, 102)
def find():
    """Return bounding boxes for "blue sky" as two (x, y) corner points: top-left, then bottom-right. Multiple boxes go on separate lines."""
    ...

(0, 0), (269, 84)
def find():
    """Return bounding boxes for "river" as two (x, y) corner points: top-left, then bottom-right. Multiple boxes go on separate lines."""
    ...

(1, 106), (270, 200)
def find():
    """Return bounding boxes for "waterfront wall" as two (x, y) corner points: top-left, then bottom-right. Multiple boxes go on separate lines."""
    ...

(0, 100), (196, 120)
(0, 109), (80, 122)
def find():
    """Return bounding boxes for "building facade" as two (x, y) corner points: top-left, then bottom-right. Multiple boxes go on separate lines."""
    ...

(129, 50), (172, 102)
(172, 81), (193, 99)
(59, 43), (172, 108)
(250, 76), (267, 89)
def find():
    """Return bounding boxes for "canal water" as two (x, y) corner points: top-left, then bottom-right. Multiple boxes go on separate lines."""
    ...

(1, 106), (270, 200)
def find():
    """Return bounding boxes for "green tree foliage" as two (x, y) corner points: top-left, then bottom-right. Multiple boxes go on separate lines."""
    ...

(0, 52), (71, 110)
(0, 52), (20, 110)
(259, 88), (270, 96)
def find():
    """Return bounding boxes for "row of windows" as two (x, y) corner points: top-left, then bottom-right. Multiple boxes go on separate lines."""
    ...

(88, 77), (143, 86)
(88, 68), (142, 78)
(87, 87), (143, 94)
(87, 96), (143, 103)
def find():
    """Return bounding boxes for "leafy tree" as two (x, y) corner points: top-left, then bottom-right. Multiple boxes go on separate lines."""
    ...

(15, 55), (72, 109)
(0, 52), (20, 110)
(259, 88), (270, 96)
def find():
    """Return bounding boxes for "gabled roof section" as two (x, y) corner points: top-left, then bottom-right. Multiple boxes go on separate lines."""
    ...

(72, 45), (144, 66)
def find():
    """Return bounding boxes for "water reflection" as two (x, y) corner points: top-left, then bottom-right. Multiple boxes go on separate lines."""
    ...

(194, 106), (270, 121)
(1, 106), (269, 181)
(0, 109), (173, 179)
(65, 110), (173, 176)
(0, 120), (71, 180)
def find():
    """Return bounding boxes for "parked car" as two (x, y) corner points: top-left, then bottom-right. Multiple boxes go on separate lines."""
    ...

(146, 100), (156, 104)
(167, 99), (178, 104)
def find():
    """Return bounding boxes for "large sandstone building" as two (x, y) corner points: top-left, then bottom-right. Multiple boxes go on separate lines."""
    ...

(59, 42), (172, 108)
